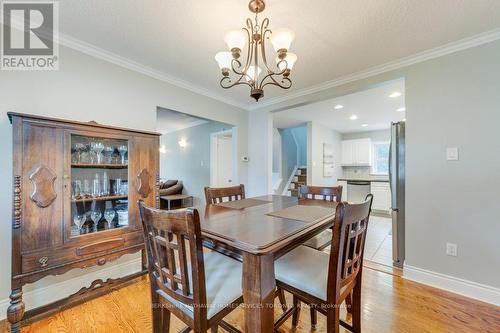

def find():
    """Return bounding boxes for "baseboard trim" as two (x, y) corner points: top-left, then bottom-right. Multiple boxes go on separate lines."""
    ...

(403, 265), (500, 306)
(0, 257), (142, 321)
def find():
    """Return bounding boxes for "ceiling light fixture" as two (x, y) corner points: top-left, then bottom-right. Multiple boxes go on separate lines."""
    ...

(389, 92), (402, 98)
(334, 104), (344, 110)
(397, 107), (406, 112)
(361, 124), (368, 127)
(349, 115), (358, 120)
(215, 0), (296, 102)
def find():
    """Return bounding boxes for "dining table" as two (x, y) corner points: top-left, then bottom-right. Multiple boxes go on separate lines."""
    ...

(197, 194), (338, 333)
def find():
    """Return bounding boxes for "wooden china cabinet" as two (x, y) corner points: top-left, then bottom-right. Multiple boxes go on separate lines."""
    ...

(7, 113), (160, 332)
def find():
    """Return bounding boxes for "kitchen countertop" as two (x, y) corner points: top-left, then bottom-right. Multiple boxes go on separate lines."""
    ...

(338, 178), (389, 183)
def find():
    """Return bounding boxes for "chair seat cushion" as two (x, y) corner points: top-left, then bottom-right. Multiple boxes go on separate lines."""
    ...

(159, 251), (242, 319)
(302, 229), (332, 250)
(275, 245), (329, 301)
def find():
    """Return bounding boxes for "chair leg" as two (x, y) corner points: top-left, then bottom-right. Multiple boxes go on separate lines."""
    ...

(352, 282), (362, 333)
(326, 308), (341, 333)
(345, 292), (353, 314)
(310, 306), (318, 330)
(210, 325), (218, 333)
(277, 287), (287, 312)
(291, 295), (301, 328)
(152, 303), (170, 333)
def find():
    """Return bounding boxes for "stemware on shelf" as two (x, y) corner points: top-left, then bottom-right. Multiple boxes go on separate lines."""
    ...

(103, 145), (114, 164)
(73, 213), (86, 235)
(91, 142), (105, 164)
(102, 172), (110, 196)
(83, 179), (91, 198)
(118, 145), (128, 165)
(90, 210), (102, 232)
(104, 208), (116, 229)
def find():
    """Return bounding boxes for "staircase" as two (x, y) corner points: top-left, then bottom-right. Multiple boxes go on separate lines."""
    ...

(287, 167), (307, 197)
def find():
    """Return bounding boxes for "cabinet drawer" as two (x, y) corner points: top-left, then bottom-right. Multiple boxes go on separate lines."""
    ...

(21, 232), (143, 273)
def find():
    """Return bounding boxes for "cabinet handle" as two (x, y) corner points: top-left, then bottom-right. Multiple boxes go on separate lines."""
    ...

(97, 258), (106, 266)
(39, 257), (49, 267)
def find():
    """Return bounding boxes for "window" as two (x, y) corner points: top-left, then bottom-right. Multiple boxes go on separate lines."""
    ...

(372, 142), (390, 175)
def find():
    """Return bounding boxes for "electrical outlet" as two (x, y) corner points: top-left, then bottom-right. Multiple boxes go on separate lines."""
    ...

(446, 147), (459, 161)
(446, 242), (458, 257)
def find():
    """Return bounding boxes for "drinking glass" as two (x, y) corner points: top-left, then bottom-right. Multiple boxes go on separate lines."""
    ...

(73, 180), (82, 200)
(92, 142), (105, 164)
(90, 210), (102, 232)
(115, 178), (122, 195)
(73, 213), (85, 235)
(104, 209), (116, 229)
(102, 172), (109, 196)
(74, 143), (85, 163)
(103, 145), (114, 164)
(92, 174), (101, 198)
(83, 179), (91, 198)
(118, 145), (128, 165)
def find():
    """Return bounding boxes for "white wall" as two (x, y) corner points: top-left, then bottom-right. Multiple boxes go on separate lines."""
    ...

(0, 45), (248, 316)
(160, 120), (234, 205)
(247, 110), (272, 196)
(249, 40), (500, 298)
(307, 122), (343, 186)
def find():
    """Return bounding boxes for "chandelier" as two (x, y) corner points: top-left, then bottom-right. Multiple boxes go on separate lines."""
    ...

(215, 0), (297, 101)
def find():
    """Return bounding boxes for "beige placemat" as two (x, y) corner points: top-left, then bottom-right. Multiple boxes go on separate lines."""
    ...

(267, 205), (334, 223)
(215, 198), (271, 209)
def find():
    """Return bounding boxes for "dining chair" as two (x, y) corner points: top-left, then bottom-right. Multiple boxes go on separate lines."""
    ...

(274, 194), (373, 333)
(204, 184), (245, 204)
(202, 185), (288, 313)
(300, 185), (343, 251)
(138, 200), (243, 333)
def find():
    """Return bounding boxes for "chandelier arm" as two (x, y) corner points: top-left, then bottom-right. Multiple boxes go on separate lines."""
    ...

(259, 21), (275, 73)
(242, 24), (253, 74)
(220, 75), (252, 89)
(230, 58), (245, 76)
(260, 75), (292, 90)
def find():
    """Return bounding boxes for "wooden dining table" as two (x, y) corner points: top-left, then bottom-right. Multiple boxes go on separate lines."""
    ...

(197, 194), (338, 333)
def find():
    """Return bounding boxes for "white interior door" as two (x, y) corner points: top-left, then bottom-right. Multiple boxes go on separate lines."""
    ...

(213, 134), (234, 187)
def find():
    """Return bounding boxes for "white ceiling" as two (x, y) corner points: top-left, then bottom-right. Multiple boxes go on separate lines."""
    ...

(273, 79), (405, 133)
(156, 108), (208, 133)
(59, 1), (500, 108)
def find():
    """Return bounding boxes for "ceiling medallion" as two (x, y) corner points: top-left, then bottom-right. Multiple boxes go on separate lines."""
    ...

(215, 0), (297, 102)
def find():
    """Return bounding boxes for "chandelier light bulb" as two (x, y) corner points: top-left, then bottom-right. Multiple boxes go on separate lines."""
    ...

(246, 66), (262, 82)
(215, 51), (233, 70)
(276, 52), (297, 71)
(224, 30), (247, 53)
(271, 28), (295, 52)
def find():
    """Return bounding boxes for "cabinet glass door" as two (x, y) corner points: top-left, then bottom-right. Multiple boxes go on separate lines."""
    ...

(70, 134), (129, 237)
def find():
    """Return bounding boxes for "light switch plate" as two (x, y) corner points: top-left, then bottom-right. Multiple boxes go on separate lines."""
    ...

(446, 242), (458, 256)
(446, 147), (459, 161)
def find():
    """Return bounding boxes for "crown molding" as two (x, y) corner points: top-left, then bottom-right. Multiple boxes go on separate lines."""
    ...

(55, 33), (248, 110)
(248, 28), (500, 111)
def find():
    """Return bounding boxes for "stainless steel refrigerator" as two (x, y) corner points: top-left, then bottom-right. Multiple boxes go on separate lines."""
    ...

(389, 121), (405, 268)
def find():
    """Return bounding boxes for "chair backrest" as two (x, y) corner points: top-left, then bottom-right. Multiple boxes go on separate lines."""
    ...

(138, 200), (207, 317)
(298, 185), (343, 202)
(204, 184), (245, 204)
(327, 194), (373, 302)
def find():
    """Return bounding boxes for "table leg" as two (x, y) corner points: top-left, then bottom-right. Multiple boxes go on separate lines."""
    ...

(242, 253), (275, 333)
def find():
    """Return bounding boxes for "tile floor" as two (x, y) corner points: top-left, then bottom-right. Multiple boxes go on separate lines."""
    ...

(363, 215), (393, 266)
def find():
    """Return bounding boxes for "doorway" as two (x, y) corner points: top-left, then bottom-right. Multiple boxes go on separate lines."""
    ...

(210, 130), (235, 187)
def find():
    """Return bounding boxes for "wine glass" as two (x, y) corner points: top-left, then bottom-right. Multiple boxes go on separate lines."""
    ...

(92, 142), (105, 164)
(74, 143), (85, 163)
(104, 208), (116, 229)
(73, 213), (85, 235)
(103, 145), (114, 164)
(90, 210), (102, 232)
(118, 145), (128, 165)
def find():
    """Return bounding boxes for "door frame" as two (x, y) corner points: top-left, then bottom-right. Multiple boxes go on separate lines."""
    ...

(210, 129), (236, 187)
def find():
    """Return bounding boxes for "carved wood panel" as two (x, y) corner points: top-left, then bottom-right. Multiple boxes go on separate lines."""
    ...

(136, 168), (151, 198)
(13, 175), (21, 229)
(29, 165), (57, 208)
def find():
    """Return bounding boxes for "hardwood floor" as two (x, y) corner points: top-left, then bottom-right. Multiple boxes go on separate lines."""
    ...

(1, 266), (499, 333)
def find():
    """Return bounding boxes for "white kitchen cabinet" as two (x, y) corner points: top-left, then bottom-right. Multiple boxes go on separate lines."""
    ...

(370, 182), (391, 212)
(341, 139), (372, 166)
